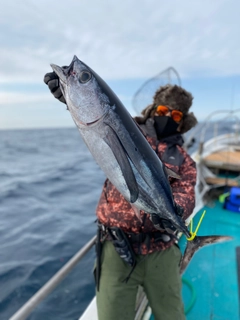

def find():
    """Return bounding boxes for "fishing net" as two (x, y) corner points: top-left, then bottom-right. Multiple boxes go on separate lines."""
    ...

(132, 67), (181, 115)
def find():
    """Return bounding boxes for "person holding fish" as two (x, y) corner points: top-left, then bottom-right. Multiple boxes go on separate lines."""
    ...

(44, 63), (198, 320)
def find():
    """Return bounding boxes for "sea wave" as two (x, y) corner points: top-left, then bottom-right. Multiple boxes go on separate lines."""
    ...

(0, 128), (103, 320)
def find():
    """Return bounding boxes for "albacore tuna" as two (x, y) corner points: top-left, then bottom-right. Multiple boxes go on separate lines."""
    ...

(50, 56), (231, 272)
(51, 55), (190, 236)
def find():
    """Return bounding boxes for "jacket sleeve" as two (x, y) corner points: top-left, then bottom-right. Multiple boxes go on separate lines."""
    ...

(168, 148), (197, 221)
(140, 131), (196, 220)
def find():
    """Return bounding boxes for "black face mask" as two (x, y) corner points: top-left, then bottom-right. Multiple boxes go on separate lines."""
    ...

(154, 116), (179, 138)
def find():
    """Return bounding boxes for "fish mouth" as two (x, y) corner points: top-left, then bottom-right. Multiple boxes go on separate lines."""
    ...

(66, 56), (77, 74)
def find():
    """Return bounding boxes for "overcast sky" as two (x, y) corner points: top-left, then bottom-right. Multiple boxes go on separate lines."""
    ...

(1, 0), (240, 129)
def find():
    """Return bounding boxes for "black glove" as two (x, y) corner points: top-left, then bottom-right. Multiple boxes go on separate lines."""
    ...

(43, 70), (66, 104)
(150, 205), (184, 234)
(150, 214), (176, 234)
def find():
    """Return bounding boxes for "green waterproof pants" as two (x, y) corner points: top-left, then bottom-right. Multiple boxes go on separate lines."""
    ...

(96, 240), (185, 320)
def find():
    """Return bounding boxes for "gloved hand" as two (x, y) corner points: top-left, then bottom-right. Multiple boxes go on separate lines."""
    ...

(43, 70), (66, 104)
(150, 204), (185, 234)
(150, 214), (176, 234)
(139, 118), (157, 139)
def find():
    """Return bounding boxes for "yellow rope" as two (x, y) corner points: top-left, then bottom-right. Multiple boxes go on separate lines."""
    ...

(187, 210), (206, 241)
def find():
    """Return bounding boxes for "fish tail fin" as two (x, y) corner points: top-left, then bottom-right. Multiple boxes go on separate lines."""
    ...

(180, 235), (232, 275)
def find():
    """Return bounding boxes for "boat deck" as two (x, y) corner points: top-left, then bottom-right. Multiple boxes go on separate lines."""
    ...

(179, 199), (240, 320)
(205, 176), (239, 187)
(203, 150), (240, 171)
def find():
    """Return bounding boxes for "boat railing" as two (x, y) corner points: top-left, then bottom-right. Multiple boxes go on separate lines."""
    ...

(184, 108), (240, 155)
(9, 235), (97, 320)
(9, 233), (151, 320)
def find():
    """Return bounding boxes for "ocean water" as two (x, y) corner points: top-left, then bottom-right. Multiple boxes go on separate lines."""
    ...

(0, 122), (235, 320)
(0, 128), (105, 320)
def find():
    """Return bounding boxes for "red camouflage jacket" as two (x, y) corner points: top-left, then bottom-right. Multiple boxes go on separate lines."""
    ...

(96, 134), (196, 254)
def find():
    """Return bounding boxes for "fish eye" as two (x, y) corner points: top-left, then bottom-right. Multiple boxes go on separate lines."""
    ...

(79, 71), (92, 83)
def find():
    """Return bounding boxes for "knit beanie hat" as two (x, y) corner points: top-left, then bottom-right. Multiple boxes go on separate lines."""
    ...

(135, 84), (198, 134)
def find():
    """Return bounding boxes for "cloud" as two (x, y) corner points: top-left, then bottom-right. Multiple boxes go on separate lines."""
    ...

(0, 92), (53, 105)
(1, 0), (240, 84)
(1, 0), (240, 129)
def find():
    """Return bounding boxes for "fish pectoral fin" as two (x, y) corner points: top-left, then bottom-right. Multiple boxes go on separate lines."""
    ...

(103, 125), (139, 203)
(165, 167), (181, 180)
(131, 205), (142, 222)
